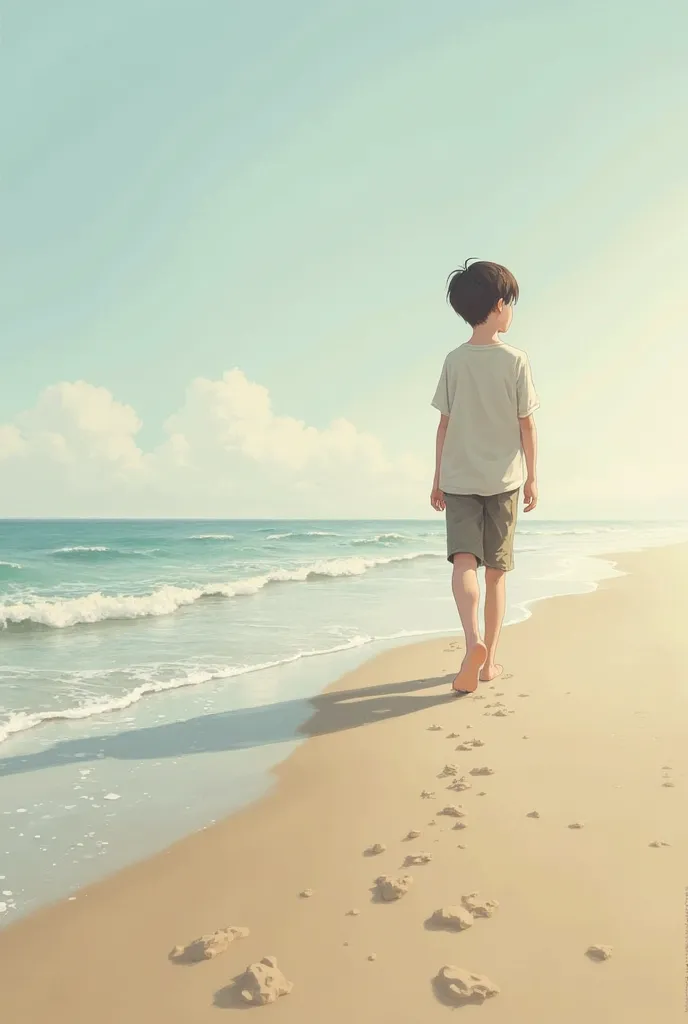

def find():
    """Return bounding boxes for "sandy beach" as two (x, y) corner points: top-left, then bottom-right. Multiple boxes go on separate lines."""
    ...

(1, 542), (687, 1021)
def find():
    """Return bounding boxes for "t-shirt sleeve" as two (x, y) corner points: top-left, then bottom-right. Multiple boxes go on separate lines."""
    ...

(516, 355), (540, 418)
(431, 359), (451, 416)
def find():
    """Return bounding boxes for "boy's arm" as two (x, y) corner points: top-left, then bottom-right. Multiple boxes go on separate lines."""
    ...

(519, 414), (538, 511)
(433, 414), (449, 490)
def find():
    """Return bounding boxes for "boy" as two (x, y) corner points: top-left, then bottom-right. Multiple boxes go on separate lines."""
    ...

(430, 259), (539, 694)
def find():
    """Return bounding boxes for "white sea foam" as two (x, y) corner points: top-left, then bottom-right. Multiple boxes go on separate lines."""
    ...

(351, 532), (407, 544)
(52, 546), (111, 554)
(188, 534), (235, 541)
(266, 530), (340, 540)
(0, 552), (439, 631)
(0, 624), (451, 746)
(0, 561), (23, 570)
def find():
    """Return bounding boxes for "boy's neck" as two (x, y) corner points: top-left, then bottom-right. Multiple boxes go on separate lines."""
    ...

(467, 327), (503, 347)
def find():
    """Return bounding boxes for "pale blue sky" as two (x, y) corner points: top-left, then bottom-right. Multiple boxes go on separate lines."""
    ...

(2, 0), (687, 518)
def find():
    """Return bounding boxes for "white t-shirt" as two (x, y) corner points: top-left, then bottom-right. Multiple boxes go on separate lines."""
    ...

(431, 342), (539, 496)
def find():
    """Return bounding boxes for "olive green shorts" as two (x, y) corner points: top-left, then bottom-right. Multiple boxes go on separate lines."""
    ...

(444, 489), (520, 571)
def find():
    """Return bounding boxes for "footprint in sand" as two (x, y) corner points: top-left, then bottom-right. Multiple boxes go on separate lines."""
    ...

(169, 926), (249, 963)
(300, 889), (315, 898)
(375, 875), (413, 901)
(428, 724), (443, 732)
(568, 822), (584, 830)
(433, 966), (500, 1006)
(649, 840), (671, 848)
(662, 781), (675, 788)
(439, 805), (466, 818)
(364, 843), (387, 856)
(438, 764), (460, 778)
(470, 766), (495, 776)
(455, 743), (474, 752)
(586, 945), (612, 961)
(421, 790), (436, 799)
(447, 777), (471, 792)
(405, 830), (422, 840)
(461, 892), (499, 917)
(526, 810), (540, 819)
(404, 852), (433, 866)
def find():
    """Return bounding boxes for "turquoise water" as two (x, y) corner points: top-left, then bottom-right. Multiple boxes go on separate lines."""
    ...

(0, 518), (686, 921)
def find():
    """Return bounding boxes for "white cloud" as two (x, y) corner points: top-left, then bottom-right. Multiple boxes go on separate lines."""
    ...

(0, 370), (427, 517)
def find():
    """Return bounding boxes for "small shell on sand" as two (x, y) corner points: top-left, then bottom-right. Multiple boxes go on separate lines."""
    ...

(365, 843), (386, 856)
(461, 892), (499, 918)
(169, 926), (249, 963)
(405, 829), (422, 840)
(300, 889), (314, 898)
(439, 805), (466, 818)
(526, 810), (540, 818)
(240, 957), (293, 1005)
(435, 965), (500, 1005)
(568, 822), (584, 829)
(375, 875), (413, 901)
(586, 945), (613, 961)
(470, 766), (494, 776)
(431, 906), (473, 931)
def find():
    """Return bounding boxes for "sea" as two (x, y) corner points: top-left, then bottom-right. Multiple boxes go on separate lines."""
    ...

(1, 517), (687, 923)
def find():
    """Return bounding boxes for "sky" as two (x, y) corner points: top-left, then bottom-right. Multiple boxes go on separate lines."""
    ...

(1, 0), (687, 519)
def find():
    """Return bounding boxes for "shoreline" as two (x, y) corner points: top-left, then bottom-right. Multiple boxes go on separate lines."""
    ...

(1, 543), (687, 1020)
(0, 544), (627, 922)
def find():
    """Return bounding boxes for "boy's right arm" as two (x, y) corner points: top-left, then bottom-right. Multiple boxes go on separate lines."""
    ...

(431, 414), (449, 511)
(519, 414), (538, 512)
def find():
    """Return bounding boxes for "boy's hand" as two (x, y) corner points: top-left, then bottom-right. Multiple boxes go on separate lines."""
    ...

(430, 487), (446, 512)
(523, 478), (538, 513)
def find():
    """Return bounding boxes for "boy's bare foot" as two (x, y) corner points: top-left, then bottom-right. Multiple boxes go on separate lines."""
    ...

(452, 642), (488, 695)
(479, 663), (503, 683)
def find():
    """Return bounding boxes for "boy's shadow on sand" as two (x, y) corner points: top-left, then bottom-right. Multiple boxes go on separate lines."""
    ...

(0, 675), (459, 780)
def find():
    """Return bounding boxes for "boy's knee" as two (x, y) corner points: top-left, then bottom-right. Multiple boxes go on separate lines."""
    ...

(485, 566), (507, 581)
(451, 552), (479, 570)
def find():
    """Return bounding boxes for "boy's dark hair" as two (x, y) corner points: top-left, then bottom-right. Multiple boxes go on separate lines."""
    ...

(446, 259), (519, 326)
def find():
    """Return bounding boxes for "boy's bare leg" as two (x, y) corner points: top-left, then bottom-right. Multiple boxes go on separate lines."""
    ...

(451, 553), (487, 693)
(481, 566), (506, 681)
